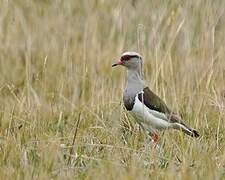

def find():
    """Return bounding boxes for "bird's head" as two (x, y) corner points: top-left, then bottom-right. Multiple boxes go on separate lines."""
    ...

(112, 51), (142, 70)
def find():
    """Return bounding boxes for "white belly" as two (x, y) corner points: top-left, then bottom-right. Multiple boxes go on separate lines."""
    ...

(131, 95), (172, 131)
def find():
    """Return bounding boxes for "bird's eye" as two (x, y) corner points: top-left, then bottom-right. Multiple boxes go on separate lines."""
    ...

(121, 55), (131, 61)
(121, 55), (140, 61)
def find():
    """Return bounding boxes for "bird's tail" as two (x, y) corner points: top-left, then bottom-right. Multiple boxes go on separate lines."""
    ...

(168, 113), (199, 138)
(175, 123), (200, 138)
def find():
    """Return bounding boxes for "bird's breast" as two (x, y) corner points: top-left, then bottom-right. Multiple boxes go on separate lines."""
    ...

(123, 93), (135, 111)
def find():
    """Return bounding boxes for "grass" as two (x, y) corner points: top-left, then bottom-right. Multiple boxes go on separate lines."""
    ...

(0, 0), (225, 179)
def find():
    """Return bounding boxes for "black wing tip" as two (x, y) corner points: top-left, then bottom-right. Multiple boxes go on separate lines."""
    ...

(191, 129), (200, 138)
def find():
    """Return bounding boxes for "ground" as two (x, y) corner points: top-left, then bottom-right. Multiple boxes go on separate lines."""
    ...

(0, 0), (225, 179)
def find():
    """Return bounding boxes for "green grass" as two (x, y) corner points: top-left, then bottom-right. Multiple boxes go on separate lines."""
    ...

(0, 0), (225, 179)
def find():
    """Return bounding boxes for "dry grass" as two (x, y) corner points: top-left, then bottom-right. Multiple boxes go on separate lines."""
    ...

(0, 0), (225, 179)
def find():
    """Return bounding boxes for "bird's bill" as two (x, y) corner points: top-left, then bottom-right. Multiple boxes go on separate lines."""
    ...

(112, 59), (123, 67)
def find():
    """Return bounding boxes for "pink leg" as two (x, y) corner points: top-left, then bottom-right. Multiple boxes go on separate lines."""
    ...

(151, 133), (159, 147)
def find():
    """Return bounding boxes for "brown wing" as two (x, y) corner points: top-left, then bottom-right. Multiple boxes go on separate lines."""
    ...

(138, 87), (200, 137)
(138, 87), (171, 114)
(167, 112), (185, 124)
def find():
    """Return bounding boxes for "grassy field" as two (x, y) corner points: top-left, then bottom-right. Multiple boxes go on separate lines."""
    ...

(0, 0), (225, 179)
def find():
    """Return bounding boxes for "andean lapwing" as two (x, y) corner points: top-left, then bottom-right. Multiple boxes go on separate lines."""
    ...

(112, 51), (199, 144)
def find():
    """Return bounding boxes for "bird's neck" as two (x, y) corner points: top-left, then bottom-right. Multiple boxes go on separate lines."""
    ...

(127, 67), (143, 80)
(126, 68), (145, 90)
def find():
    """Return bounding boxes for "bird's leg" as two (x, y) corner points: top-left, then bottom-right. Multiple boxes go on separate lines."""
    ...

(150, 132), (160, 165)
(151, 133), (159, 148)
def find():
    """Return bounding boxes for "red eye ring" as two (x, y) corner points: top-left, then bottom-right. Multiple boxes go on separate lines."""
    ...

(121, 55), (140, 62)
(121, 55), (130, 61)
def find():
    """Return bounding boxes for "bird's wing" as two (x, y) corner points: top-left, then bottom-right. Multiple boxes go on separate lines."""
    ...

(138, 87), (185, 123)
(137, 87), (199, 137)
(167, 112), (184, 124)
(138, 87), (171, 115)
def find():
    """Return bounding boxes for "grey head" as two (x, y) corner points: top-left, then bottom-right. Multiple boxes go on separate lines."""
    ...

(112, 51), (146, 110)
(112, 51), (142, 71)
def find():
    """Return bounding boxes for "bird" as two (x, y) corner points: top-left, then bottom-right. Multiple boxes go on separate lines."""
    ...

(112, 51), (199, 144)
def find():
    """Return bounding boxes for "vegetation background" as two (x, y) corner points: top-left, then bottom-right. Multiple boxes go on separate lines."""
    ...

(0, 0), (225, 179)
